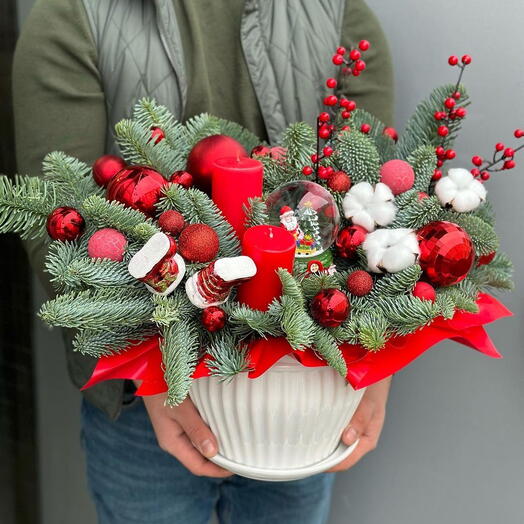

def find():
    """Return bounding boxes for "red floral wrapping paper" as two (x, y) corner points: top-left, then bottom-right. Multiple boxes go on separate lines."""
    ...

(82, 293), (512, 395)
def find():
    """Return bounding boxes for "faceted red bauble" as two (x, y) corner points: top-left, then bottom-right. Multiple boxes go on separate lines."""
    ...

(178, 223), (220, 263)
(186, 135), (247, 193)
(158, 210), (186, 236)
(106, 165), (168, 217)
(310, 288), (350, 328)
(170, 171), (193, 189)
(347, 270), (374, 297)
(380, 159), (415, 195)
(92, 155), (127, 187)
(412, 281), (436, 302)
(477, 251), (496, 267)
(201, 306), (227, 332)
(46, 206), (85, 241)
(335, 225), (367, 258)
(87, 228), (128, 261)
(417, 221), (475, 286)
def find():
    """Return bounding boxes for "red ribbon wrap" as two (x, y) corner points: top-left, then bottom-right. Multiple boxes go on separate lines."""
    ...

(82, 293), (512, 395)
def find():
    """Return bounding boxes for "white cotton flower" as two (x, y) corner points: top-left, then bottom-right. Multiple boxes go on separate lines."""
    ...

(363, 228), (420, 273)
(342, 182), (397, 232)
(435, 168), (487, 212)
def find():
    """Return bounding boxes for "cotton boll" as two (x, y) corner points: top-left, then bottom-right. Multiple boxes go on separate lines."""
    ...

(435, 168), (487, 212)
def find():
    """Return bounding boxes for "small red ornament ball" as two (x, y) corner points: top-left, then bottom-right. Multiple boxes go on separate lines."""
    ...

(201, 306), (227, 332)
(178, 223), (220, 263)
(477, 251), (496, 267)
(412, 281), (436, 302)
(383, 127), (399, 142)
(158, 210), (186, 236)
(170, 170), (194, 189)
(335, 225), (367, 258)
(87, 228), (127, 261)
(310, 289), (350, 328)
(46, 207), (85, 241)
(92, 155), (127, 187)
(346, 270), (374, 297)
(417, 221), (475, 287)
(380, 159), (415, 195)
(327, 171), (351, 193)
(150, 126), (165, 145)
(106, 165), (168, 217)
(186, 135), (247, 193)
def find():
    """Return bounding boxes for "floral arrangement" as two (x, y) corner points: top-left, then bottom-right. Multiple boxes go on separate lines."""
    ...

(0, 42), (514, 405)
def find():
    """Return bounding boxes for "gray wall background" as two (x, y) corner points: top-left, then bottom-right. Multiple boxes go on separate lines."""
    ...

(17, 0), (524, 523)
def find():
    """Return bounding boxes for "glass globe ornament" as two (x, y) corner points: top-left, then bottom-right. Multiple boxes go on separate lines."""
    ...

(266, 181), (340, 264)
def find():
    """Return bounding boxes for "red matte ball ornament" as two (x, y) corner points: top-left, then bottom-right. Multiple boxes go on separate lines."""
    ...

(335, 225), (367, 258)
(87, 228), (128, 261)
(178, 223), (220, 263)
(380, 159), (415, 195)
(106, 165), (168, 217)
(46, 207), (85, 241)
(170, 171), (194, 189)
(477, 251), (496, 267)
(150, 126), (165, 144)
(92, 155), (127, 187)
(310, 289), (350, 328)
(412, 281), (437, 302)
(186, 135), (247, 193)
(158, 210), (186, 236)
(201, 306), (227, 332)
(417, 221), (475, 286)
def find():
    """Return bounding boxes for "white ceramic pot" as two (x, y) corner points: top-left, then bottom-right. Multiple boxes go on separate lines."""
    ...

(190, 355), (365, 481)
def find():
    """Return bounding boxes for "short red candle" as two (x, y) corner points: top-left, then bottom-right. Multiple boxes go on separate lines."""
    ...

(212, 157), (263, 239)
(236, 225), (296, 311)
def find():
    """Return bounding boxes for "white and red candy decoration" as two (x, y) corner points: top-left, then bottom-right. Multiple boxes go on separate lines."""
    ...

(128, 232), (186, 295)
(434, 168), (487, 212)
(363, 228), (420, 273)
(185, 256), (257, 309)
(343, 182), (397, 232)
(379, 159), (415, 195)
(87, 228), (128, 261)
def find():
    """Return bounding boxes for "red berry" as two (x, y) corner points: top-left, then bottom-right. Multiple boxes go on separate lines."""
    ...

(435, 146), (445, 157)
(472, 156), (483, 166)
(332, 54), (344, 65)
(354, 59), (366, 71)
(462, 54), (472, 65)
(432, 169), (442, 181)
(449, 111), (458, 121)
(495, 142), (505, 152)
(481, 172), (491, 181)
(349, 49), (361, 61)
(455, 107), (467, 118)
(347, 270), (374, 297)
(311, 154), (319, 163)
(326, 78), (338, 89)
(448, 55), (459, 66)
(302, 166), (314, 176)
(323, 146), (334, 157)
(471, 168), (480, 177)
(336, 46), (346, 55)
(446, 149), (456, 160)
(504, 160), (516, 170)
(342, 67), (352, 75)
(346, 100), (357, 111)
(360, 123), (371, 134)
(437, 125), (449, 137)
(453, 91), (461, 100)
(324, 95), (338, 106)
(318, 166), (330, 180)
(319, 126), (331, 139)
(418, 192), (429, 201)
(324, 166), (334, 177)
(319, 112), (330, 123)
(341, 125), (350, 132)
(383, 127), (398, 142)
(504, 147), (515, 158)
(444, 98), (456, 109)
(434, 111), (446, 121)
(352, 70), (361, 77)
(436, 159), (444, 168)
(514, 129), (524, 138)
(341, 110), (351, 119)
(359, 40), (370, 51)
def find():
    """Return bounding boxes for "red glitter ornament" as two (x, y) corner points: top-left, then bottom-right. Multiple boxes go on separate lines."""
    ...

(87, 228), (128, 261)
(201, 306), (227, 332)
(412, 281), (437, 302)
(92, 155), (127, 187)
(335, 225), (367, 259)
(380, 159), (415, 195)
(310, 289), (350, 328)
(170, 170), (194, 189)
(158, 210), (186, 236)
(186, 135), (247, 193)
(417, 221), (475, 286)
(106, 165), (168, 217)
(346, 270), (374, 297)
(327, 171), (351, 193)
(150, 126), (165, 145)
(46, 207), (85, 241)
(178, 223), (219, 263)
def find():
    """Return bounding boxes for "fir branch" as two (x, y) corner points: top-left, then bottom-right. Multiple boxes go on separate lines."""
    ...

(243, 197), (269, 228)
(227, 302), (283, 339)
(472, 201), (496, 226)
(206, 331), (251, 379)
(437, 286), (479, 313)
(392, 195), (443, 229)
(301, 273), (340, 299)
(378, 295), (440, 335)
(370, 265), (422, 298)
(282, 122), (316, 169)
(408, 146), (438, 192)
(183, 113), (222, 147)
(159, 186), (240, 257)
(151, 292), (196, 328)
(335, 130), (381, 184)
(277, 269), (306, 308)
(280, 295), (315, 351)
(82, 195), (159, 242)
(0, 175), (57, 239)
(445, 212), (499, 256)
(470, 252), (513, 291)
(355, 310), (390, 351)
(435, 292), (457, 320)
(313, 327), (347, 376)
(39, 287), (154, 330)
(260, 155), (295, 193)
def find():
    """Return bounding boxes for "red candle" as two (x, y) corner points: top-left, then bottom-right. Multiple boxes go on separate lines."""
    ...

(236, 225), (296, 311)
(212, 157), (263, 239)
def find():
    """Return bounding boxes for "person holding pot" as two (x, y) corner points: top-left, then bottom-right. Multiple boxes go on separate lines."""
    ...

(13, 0), (393, 522)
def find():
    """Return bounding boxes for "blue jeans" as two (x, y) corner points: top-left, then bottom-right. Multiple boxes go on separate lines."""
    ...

(81, 398), (335, 524)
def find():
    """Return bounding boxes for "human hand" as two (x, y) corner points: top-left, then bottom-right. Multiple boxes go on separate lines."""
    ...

(328, 376), (392, 472)
(141, 391), (232, 478)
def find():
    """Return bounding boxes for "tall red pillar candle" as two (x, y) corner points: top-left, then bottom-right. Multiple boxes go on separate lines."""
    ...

(236, 225), (296, 311)
(212, 157), (263, 239)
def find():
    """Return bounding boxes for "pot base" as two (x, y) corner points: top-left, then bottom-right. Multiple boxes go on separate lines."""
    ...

(210, 439), (359, 482)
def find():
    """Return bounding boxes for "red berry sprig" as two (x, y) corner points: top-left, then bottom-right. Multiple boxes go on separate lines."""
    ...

(432, 55), (472, 180)
(469, 128), (524, 181)
(302, 40), (372, 181)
